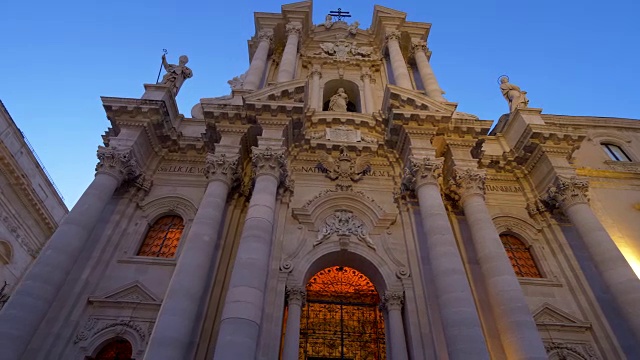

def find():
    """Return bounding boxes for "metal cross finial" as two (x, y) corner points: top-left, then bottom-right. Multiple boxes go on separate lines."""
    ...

(328, 8), (351, 21)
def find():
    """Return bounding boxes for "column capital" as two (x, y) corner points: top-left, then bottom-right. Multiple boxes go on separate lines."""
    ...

(95, 146), (140, 183)
(286, 286), (307, 307)
(309, 64), (322, 78)
(545, 175), (589, 210)
(360, 67), (372, 81)
(385, 30), (402, 42)
(449, 167), (486, 202)
(381, 291), (404, 311)
(410, 39), (428, 54)
(205, 153), (240, 186)
(285, 21), (302, 36)
(257, 29), (274, 43)
(403, 157), (443, 191)
(251, 146), (287, 181)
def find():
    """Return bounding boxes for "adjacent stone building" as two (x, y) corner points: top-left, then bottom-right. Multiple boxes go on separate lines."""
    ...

(0, 101), (68, 309)
(1, 2), (639, 359)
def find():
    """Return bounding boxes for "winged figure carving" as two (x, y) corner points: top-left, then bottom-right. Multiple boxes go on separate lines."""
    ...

(317, 146), (374, 190)
(319, 42), (336, 55)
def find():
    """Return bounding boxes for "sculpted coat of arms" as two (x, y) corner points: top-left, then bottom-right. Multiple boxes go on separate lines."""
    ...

(317, 146), (374, 190)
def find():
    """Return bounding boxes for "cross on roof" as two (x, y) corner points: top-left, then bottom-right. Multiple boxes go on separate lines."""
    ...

(328, 8), (351, 21)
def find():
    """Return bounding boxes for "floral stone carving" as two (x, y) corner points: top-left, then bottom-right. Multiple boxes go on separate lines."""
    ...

(315, 210), (375, 249)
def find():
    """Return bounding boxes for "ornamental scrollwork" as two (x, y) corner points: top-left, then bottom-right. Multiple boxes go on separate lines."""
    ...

(286, 286), (307, 306)
(96, 146), (140, 183)
(205, 153), (240, 185)
(315, 210), (375, 249)
(544, 175), (589, 210)
(448, 167), (486, 202)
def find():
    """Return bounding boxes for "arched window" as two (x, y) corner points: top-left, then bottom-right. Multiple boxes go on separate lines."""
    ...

(500, 234), (542, 278)
(90, 337), (133, 360)
(297, 266), (386, 359)
(601, 143), (632, 161)
(137, 215), (184, 258)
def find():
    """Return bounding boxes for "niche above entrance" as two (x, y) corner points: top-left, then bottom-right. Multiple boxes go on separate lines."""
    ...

(322, 79), (361, 113)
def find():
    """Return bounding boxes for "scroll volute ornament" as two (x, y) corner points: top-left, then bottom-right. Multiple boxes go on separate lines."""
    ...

(448, 167), (486, 202)
(205, 153), (240, 185)
(96, 146), (140, 182)
(545, 175), (589, 210)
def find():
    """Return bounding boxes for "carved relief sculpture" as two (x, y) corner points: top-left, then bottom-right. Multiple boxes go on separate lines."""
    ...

(317, 146), (374, 190)
(499, 75), (529, 112)
(314, 210), (375, 249)
(160, 54), (193, 96)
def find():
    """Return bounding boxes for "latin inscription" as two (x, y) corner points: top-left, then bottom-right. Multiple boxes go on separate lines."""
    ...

(291, 166), (392, 177)
(157, 165), (207, 175)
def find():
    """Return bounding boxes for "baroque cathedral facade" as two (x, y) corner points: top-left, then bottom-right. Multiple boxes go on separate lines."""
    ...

(1, 2), (640, 359)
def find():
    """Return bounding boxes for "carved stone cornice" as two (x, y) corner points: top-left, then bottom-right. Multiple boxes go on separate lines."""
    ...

(204, 153), (240, 186)
(544, 175), (589, 210)
(251, 146), (287, 181)
(285, 22), (302, 36)
(381, 291), (404, 311)
(95, 147), (140, 183)
(285, 286), (306, 307)
(448, 167), (486, 202)
(403, 157), (443, 191)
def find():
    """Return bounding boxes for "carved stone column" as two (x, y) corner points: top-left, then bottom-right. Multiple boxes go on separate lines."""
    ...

(213, 147), (287, 360)
(277, 22), (302, 83)
(244, 29), (273, 91)
(381, 292), (409, 360)
(0, 147), (139, 359)
(361, 68), (376, 114)
(411, 40), (446, 102)
(385, 31), (412, 90)
(308, 64), (322, 110)
(144, 153), (240, 360)
(450, 168), (547, 360)
(546, 176), (640, 340)
(404, 159), (489, 360)
(281, 287), (306, 360)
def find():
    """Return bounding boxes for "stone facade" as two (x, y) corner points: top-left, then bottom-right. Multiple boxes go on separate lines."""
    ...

(0, 101), (68, 310)
(1, 2), (639, 360)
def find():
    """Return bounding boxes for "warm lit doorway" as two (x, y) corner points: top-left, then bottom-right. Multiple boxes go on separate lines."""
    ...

(298, 266), (386, 360)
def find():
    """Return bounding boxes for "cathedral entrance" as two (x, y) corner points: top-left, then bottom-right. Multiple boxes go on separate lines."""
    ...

(298, 266), (386, 360)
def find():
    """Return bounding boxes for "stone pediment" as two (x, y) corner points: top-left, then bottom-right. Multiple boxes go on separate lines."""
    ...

(243, 80), (306, 104)
(88, 281), (161, 308)
(383, 85), (456, 115)
(533, 303), (591, 333)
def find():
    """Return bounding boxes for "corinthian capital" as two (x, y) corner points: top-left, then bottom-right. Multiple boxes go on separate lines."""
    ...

(545, 175), (589, 210)
(381, 291), (404, 311)
(286, 286), (307, 307)
(385, 30), (402, 42)
(285, 21), (302, 36)
(95, 146), (140, 183)
(403, 157), (443, 191)
(205, 153), (240, 186)
(449, 167), (486, 202)
(252, 147), (287, 180)
(410, 39), (428, 54)
(257, 29), (274, 43)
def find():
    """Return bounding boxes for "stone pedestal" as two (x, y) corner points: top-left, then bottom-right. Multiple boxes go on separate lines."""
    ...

(386, 31), (412, 90)
(143, 153), (239, 360)
(407, 158), (489, 359)
(0, 147), (138, 359)
(212, 147), (286, 360)
(140, 83), (180, 126)
(451, 168), (548, 360)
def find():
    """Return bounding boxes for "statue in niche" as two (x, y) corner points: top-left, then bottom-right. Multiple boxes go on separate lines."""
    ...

(499, 76), (529, 112)
(328, 88), (349, 112)
(160, 54), (193, 96)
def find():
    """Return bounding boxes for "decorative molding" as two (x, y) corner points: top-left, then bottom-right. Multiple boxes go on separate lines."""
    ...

(544, 342), (599, 360)
(74, 316), (154, 346)
(448, 167), (486, 202)
(87, 281), (161, 309)
(252, 146), (287, 181)
(533, 302), (591, 333)
(285, 22), (302, 36)
(402, 157), (443, 192)
(257, 29), (274, 43)
(544, 175), (589, 210)
(314, 210), (376, 249)
(138, 195), (198, 220)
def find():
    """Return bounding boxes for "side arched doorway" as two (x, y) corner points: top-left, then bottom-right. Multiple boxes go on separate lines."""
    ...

(296, 266), (386, 360)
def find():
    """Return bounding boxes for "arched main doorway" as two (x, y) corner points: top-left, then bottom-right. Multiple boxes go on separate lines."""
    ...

(89, 337), (133, 360)
(298, 266), (386, 360)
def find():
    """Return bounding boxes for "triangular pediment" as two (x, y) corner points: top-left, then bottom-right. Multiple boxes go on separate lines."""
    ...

(88, 281), (161, 307)
(372, 5), (407, 19)
(533, 303), (591, 332)
(243, 79), (307, 104)
(383, 85), (457, 114)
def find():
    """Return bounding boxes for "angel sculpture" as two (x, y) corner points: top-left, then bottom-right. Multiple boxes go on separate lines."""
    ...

(317, 146), (374, 190)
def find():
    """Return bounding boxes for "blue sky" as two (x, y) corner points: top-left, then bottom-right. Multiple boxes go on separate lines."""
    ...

(1, 0), (639, 207)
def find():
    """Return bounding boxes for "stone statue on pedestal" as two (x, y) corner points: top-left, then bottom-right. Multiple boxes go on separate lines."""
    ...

(328, 88), (349, 112)
(499, 76), (529, 112)
(160, 54), (193, 96)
